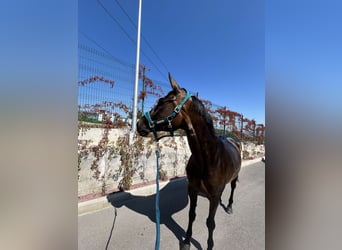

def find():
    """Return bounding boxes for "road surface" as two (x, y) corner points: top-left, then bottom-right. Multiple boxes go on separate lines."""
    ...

(78, 161), (264, 250)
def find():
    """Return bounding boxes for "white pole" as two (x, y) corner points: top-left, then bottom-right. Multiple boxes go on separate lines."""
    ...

(130, 0), (142, 143)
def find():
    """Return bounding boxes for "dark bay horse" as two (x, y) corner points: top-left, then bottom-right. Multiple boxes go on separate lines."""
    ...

(137, 73), (241, 250)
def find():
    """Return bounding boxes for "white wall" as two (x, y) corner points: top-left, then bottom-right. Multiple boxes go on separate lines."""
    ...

(78, 127), (191, 197)
(78, 127), (264, 198)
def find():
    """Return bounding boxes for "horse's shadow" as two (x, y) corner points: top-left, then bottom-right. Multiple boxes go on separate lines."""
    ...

(107, 177), (202, 249)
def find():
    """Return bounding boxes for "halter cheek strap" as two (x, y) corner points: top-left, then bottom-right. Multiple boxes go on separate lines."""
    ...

(144, 91), (192, 142)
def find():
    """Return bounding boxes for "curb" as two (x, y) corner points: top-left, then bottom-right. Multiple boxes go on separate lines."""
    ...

(241, 157), (264, 167)
(78, 157), (264, 216)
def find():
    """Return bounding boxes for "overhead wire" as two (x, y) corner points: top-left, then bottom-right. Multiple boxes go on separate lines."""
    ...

(114, 0), (169, 73)
(96, 0), (136, 45)
(80, 31), (114, 57)
(96, 0), (168, 81)
(79, 31), (134, 68)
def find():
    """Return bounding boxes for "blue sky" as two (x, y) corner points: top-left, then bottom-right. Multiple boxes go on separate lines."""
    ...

(79, 0), (264, 125)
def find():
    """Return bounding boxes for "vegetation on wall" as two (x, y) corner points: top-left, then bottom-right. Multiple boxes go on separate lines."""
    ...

(112, 134), (145, 190)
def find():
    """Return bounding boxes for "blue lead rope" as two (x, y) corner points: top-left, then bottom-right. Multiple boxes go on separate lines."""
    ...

(155, 147), (161, 250)
(144, 92), (192, 249)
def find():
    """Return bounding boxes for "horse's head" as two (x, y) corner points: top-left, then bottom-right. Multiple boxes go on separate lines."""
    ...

(137, 73), (192, 139)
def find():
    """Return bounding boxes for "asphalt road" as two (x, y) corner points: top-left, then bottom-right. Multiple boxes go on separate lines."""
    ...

(78, 161), (265, 250)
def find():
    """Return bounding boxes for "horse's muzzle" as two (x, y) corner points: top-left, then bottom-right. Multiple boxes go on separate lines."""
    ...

(136, 119), (150, 136)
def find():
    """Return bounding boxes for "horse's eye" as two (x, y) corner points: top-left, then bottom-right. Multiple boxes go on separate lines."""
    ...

(167, 96), (177, 102)
(161, 96), (176, 104)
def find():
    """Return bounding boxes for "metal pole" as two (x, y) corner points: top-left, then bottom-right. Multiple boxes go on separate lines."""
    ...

(141, 66), (146, 114)
(223, 106), (226, 136)
(130, 0), (142, 143)
(240, 114), (244, 141)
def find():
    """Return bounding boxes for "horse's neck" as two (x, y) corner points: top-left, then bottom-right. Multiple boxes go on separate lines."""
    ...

(184, 111), (217, 159)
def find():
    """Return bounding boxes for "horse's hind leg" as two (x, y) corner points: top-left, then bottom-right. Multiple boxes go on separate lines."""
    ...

(226, 176), (238, 214)
(181, 185), (198, 249)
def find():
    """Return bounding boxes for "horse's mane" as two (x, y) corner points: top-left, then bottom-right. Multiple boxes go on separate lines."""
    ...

(190, 95), (214, 129)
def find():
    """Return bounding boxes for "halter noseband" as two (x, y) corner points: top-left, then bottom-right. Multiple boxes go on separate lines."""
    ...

(144, 91), (192, 142)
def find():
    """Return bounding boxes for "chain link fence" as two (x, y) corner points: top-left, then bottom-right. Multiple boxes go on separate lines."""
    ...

(78, 44), (265, 143)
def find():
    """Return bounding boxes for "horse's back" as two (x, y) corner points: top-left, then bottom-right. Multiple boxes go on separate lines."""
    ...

(219, 136), (241, 177)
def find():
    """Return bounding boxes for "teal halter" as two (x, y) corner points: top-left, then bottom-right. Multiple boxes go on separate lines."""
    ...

(144, 91), (192, 141)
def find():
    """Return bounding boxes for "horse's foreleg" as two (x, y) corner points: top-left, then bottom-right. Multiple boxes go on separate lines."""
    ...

(183, 186), (198, 247)
(226, 176), (238, 214)
(206, 197), (219, 250)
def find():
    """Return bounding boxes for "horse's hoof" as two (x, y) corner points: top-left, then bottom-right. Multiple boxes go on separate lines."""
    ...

(180, 243), (190, 250)
(225, 206), (233, 214)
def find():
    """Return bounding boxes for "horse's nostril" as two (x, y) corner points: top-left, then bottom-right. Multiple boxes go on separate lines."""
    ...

(139, 130), (149, 136)
(137, 122), (150, 136)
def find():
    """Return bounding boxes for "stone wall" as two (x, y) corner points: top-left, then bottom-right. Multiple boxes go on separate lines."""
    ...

(78, 127), (191, 199)
(241, 142), (265, 160)
(78, 127), (264, 200)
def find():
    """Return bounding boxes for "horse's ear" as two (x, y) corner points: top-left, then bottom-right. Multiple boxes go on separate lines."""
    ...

(168, 73), (181, 92)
